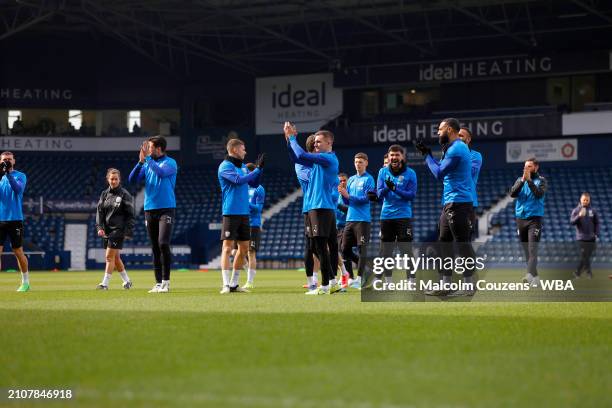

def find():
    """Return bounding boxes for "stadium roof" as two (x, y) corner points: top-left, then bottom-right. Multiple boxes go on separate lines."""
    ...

(2, 0), (612, 77)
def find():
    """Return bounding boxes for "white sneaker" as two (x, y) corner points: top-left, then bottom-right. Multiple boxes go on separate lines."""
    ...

(159, 282), (170, 293)
(148, 283), (162, 293)
(220, 285), (230, 294)
(530, 276), (541, 288)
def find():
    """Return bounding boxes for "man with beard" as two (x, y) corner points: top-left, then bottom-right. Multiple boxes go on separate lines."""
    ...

(373, 144), (417, 285)
(415, 118), (476, 296)
(510, 157), (547, 287)
(458, 127), (482, 240)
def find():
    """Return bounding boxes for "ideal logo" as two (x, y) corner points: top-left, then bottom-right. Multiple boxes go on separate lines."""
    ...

(272, 82), (326, 108)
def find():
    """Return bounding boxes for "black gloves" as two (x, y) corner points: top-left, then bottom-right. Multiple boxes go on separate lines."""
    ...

(367, 191), (378, 202)
(414, 140), (432, 157)
(256, 153), (266, 169)
(385, 178), (396, 191)
(0, 161), (11, 175)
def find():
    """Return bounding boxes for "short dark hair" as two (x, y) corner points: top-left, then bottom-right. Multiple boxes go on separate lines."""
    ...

(246, 163), (256, 172)
(306, 134), (316, 153)
(388, 144), (404, 154)
(526, 157), (539, 166)
(459, 127), (472, 137)
(315, 130), (334, 143)
(148, 135), (167, 152)
(354, 152), (368, 161)
(383, 153), (388, 158)
(442, 118), (460, 132)
(106, 168), (121, 178)
(338, 172), (348, 179)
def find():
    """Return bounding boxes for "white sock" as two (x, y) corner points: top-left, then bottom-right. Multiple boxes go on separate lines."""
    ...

(247, 269), (256, 283)
(312, 272), (318, 283)
(161, 279), (170, 287)
(321, 284), (330, 291)
(384, 276), (393, 284)
(355, 276), (362, 283)
(340, 262), (348, 276)
(221, 270), (231, 286)
(101, 273), (111, 286)
(21, 271), (29, 284)
(118, 271), (130, 283)
(330, 278), (338, 286)
(306, 276), (315, 286)
(230, 269), (240, 287)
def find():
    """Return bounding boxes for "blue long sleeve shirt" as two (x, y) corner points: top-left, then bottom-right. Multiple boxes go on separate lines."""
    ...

(377, 165), (417, 220)
(288, 136), (338, 211)
(218, 159), (261, 216)
(343, 172), (375, 222)
(0, 170), (26, 221)
(425, 139), (472, 205)
(470, 149), (482, 207)
(128, 155), (178, 211)
(249, 185), (266, 227)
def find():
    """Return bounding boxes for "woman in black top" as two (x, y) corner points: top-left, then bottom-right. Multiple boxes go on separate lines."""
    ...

(95, 168), (135, 290)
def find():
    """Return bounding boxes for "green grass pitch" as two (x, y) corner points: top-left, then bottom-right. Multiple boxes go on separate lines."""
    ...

(1, 269), (611, 407)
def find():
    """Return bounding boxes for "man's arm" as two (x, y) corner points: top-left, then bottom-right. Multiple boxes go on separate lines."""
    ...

(287, 141), (312, 167)
(220, 166), (261, 185)
(509, 177), (524, 198)
(288, 136), (333, 167)
(144, 156), (177, 178)
(425, 155), (461, 180)
(128, 163), (145, 184)
(6, 172), (25, 195)
(526, 176), (547, 199)
(569, 207), (580, 225)
(247, 170), (261, 188)
(376, 173), (390, 199)
(472, 153), (483, 178)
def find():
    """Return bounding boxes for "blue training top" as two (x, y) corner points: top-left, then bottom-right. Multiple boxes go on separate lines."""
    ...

(0, 170), (27, 221)
(217, 159), (261, 216)
(249, 185), (265, 227)
(377, 165), (417, 220)
(343, 172), (375, 222)
(128, 155), (177, 211)
(288, 136), (338, 212)
(425, 139), (472, 205)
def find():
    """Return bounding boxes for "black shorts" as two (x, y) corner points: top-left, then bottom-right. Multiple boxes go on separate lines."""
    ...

(221, 215), (250, 241)
(342, 221), (371, 249)
(306, 209), (336, 238)
(380, 218), (413, 242)
(0, 220), (24, 249)
(103, 237), (124, 250)
(249, 227), (261, 252)
(337, 226), (345, 249)
(303, 213), (309, 237)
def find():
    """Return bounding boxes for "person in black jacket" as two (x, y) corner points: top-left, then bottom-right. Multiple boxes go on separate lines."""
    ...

(570, 192), (600, 279)
(95, 168), (135, 290)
